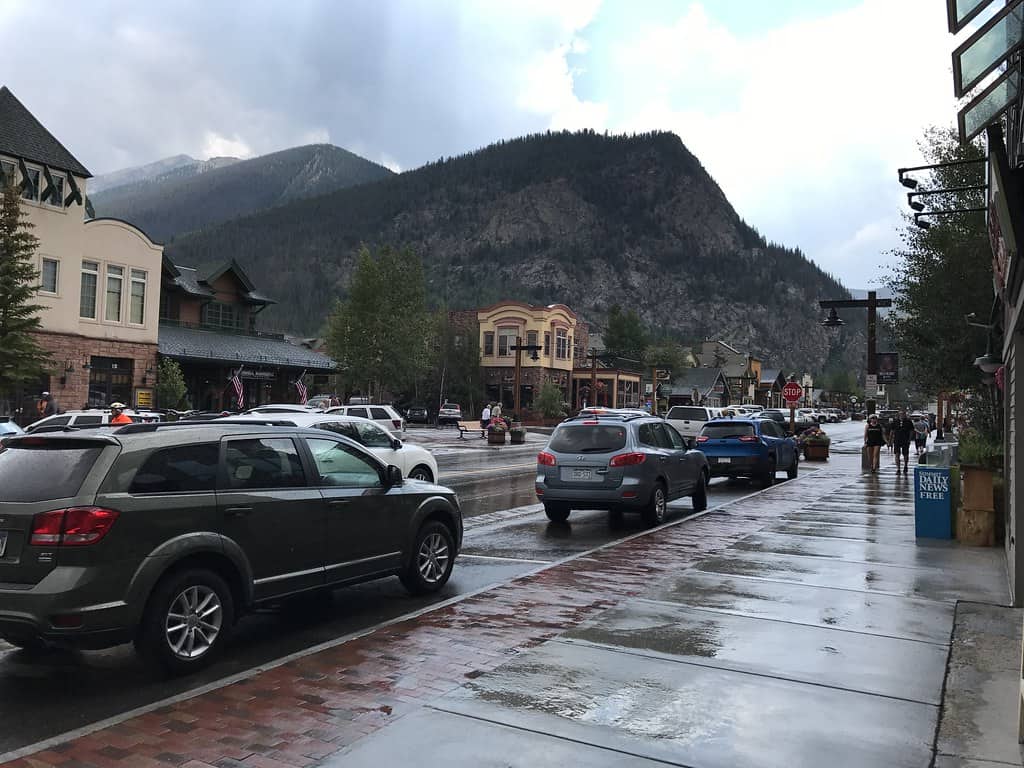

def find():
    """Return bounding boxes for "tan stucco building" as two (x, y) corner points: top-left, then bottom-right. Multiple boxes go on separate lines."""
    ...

(1, 86), (163, 414)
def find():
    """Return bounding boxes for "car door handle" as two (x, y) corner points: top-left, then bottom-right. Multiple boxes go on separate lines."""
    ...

(328, 499), (350, 508)
(224, 506), (253, 517)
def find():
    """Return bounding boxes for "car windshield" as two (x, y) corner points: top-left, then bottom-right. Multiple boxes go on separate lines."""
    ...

(701, 423), (756, 439)
(667, 407), (706, 420)
(549, 425), (627, 453)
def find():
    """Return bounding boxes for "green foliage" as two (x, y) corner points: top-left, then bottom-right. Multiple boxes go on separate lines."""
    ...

(156, 358), (189, 410)
(604, 304), (648, 363)
(643, 340), (690, 377)
(535, 381), (567, 419)
(418, 311), (481, 414)
(958, 428), (1003, 469)
(0, 181), (46, 401)
(327, 245), (431, 399)
(885, 127), (991, 395)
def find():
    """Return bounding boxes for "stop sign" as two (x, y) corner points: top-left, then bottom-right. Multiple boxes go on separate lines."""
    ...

(782, 381), (804, 404)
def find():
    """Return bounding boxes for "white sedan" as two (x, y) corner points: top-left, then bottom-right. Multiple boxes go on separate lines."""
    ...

(220, 412), (439, 482)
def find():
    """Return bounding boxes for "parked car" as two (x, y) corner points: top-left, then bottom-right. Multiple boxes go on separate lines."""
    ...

(304, 395), (335, 410)
(326, 404), (405, 433)
(0, 422), (462, 674)
(220, 413), (438, 482)
(26, 409), (163, 433)
(436, 402), (463, 426)
(535, 412), (709, 527)
(406, 405), (431, 424)
(665, 405), (716, 439)
(755, 409), (815, 435)
(0, 418), (24, 437)
(576, 407), (650, 418)
(697, 418), (799, 486)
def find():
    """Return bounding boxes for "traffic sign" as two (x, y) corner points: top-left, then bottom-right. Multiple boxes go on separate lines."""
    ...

(865, 374), (878, 394)
(782, 381), (803, 404)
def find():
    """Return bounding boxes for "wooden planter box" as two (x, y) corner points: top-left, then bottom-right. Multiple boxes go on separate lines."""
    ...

(804, 443), (830, 461)
(510, 430), (526, 444)
(958, 466), (995, 546)
(961, 466), (995, 511)
(487, 431), (507, 445)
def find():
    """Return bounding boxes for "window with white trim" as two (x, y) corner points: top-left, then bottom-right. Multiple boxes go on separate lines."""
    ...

(202, 301), (241, 330)
(556, 328), (569, 360)
(0, 160), (14, 191)
(105, 265), (123, 322)
(498, 328), (517, 357)
(20, 166), (39, 202)
(45, 172), (64, 208)
(130, 269), (146, 324)
(80, 260), (98, 319)
(544, 332), (551, 357)
(40, 258), (58, 294)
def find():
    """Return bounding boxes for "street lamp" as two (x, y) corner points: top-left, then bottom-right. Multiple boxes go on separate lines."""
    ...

(819, 291), (893, 416)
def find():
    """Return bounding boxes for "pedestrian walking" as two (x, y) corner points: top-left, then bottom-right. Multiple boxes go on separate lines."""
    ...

(491, 402), (502, 420)
(109, 402), (133, 425)
(892, 409), (915, 474)
(864, 415), (886, 473)
(913, 414), (930, 456)
(480, 402), (492, 432)
(40, 391), (57, 417)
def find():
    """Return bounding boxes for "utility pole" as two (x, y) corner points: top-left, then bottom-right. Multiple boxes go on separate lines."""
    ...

(819, 290), (892, 416)
(510, 336), (543, 416)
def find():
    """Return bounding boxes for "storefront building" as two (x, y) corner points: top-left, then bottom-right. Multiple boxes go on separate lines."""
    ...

(694, 340), (762, 404)
(159, 259), (334, 409)
(0, 86), (163, 418)
(667, 368), (731, 408)
(758, 368), (788, 408)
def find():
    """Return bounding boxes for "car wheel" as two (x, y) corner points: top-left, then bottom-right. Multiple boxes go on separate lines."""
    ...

(641, 481), (668, 527)
(787, 453), (799, 479)
(135, 568), (234, 676)
(400, 521), (456, 595)
(409, 465), (434, 483)
(544, 503), (571, 523)
(760, 459), (776, 488)
(692, 471), (708, 512)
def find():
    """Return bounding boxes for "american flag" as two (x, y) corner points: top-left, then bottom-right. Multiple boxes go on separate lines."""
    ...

(295, 371), (308, 405)
(230, 368), (244, 410)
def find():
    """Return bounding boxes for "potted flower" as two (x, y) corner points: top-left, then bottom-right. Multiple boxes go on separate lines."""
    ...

(800, 427), (831, 461)
(510, 424), (527, 444)
(487, 418), (508, 445)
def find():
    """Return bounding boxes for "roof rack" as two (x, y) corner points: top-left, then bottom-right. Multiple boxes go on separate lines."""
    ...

(114, 420), (297, 435)
(562, 412), (649, 423)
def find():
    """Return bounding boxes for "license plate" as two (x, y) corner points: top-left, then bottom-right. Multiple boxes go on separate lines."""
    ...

(571, 469), (592, 480)
(717, 457), (731, 464)
(0, 531), (7, 558)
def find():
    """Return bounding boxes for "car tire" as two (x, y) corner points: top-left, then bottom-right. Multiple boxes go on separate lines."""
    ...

(641, 481), (668, 527)
(760, 459), (776, 488)
(787, 453), (799, 479)
(409, 465), (434, 483)
(544, 503), (571, 523)
(135, 567), (234, 676)
(692, 471), (708, 512)
(400, 521), (456, 595)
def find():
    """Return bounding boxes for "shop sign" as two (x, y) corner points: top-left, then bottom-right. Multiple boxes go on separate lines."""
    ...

(135, 388), (153, 409)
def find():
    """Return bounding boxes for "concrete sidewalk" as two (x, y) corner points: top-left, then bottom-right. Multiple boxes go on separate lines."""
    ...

(3, 451), (1020, 768)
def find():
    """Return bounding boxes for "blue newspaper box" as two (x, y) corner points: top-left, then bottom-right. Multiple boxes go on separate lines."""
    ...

(914, 466), (953, 539)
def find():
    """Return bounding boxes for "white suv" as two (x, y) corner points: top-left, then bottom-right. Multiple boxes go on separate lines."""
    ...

(665, 405), (716, 439)
(26, 409), (163, 433)
(326, 404), (405, 433)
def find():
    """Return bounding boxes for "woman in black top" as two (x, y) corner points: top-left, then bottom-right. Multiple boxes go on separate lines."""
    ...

(864, 415), (886, 473)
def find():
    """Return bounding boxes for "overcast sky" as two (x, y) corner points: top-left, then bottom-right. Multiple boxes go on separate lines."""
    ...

(2, 0), (964, 289)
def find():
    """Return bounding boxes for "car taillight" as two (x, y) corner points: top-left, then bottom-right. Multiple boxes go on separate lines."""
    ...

(739, 435), (759, 442)
(610, 452), (646, 467)
(538, 451), (557, 466)
(696, 436), (709, 443)
(30, 507), (119, 547)
(392, 419), (402, 428)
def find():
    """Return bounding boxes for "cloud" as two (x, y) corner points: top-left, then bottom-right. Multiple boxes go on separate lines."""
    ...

(201, 132), (253, 160)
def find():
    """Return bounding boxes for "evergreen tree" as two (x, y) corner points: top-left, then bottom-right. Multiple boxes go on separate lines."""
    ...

(0, 181), (46, 404)
(604, 304), (648, 363)
(156, 358), (189, 410)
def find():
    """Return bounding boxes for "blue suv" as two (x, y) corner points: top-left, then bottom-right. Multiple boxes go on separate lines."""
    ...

(697, 418), (798, 487)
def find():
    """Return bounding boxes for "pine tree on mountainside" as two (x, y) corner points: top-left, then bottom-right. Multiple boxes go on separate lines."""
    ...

(0, 180), (47, 402)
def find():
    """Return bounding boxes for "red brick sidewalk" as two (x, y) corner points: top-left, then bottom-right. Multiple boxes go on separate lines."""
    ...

(2, 468), (855, 768)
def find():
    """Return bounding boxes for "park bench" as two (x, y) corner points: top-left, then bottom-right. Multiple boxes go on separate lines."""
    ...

(456, 420), (485, 439)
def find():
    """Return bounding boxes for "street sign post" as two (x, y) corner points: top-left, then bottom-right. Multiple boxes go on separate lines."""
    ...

(783, 381), (803, 435)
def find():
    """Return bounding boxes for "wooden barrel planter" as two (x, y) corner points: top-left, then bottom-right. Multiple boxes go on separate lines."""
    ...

(487, 430), (507, 445)
(803, 443), (830, 461)
(510, 428), (526, 445)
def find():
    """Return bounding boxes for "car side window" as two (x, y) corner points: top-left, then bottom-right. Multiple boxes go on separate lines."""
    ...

(659, 423), (687, 450)
(131, 444), (219, 494)
(348, 407), (368, 419)
(370, 407), (389, 420)
(316, 421), (358, 440)
(306, 438), (382, 488)
(40, 416), (70, 428)
(75, 416), (103, 427)
(224, 438), (306, 490)
(354, 422), (393, 448)
(638, 423), (661, 448)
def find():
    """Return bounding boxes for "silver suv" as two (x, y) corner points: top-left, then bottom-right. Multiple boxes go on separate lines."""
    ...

(535, 413), (709, 526)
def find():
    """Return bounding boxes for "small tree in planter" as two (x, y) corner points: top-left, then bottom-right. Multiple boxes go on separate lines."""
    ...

(535, 382), (566, 424)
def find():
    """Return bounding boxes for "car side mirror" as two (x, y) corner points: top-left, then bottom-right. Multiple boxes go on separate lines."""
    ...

(391, 437), (402, 450)
(385, 465), (404, 487)
(684, 438), (696, 450)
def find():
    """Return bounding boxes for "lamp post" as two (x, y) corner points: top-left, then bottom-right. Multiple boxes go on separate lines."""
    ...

(819, 290), (893, 416)
(510, 336), (542, 416)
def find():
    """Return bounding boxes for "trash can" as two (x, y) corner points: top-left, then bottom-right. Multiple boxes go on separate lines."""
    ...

(914, 466), (953, 539)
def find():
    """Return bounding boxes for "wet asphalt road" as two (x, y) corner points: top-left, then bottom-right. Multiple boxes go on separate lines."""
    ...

(0, 421), (864, 756)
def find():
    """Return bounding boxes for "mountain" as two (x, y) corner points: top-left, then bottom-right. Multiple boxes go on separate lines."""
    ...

(164, 130), (863, 374)
(90, 144), (394, 242)
(89, 154), (204, 194)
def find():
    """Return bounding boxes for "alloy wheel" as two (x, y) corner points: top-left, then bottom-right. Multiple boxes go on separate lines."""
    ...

(417, 532), (450, 584)
(165, 585), (223, 660)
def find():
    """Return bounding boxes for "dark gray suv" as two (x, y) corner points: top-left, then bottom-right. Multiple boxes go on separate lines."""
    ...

(535, 413), (709, 526)
(0, 423), (462, 674)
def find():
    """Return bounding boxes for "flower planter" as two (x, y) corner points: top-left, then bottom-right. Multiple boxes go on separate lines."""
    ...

(961, 465), (994, 512)
(487, 431), (507, 445)
(510, 429), (526, 445)
(804, 443), (830, 461)
(958, 465), (995, 546)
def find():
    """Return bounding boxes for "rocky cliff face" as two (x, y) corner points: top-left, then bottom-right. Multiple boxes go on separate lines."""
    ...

(165, 130), (864, 374)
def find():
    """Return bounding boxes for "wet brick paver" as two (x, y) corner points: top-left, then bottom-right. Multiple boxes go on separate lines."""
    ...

(1, 467), (858, 768)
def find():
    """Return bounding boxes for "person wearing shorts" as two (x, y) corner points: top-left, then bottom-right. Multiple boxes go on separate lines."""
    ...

(913, 416), (929, 455)
(891, 409), (915, 474)
(864, 415), (886, 473)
